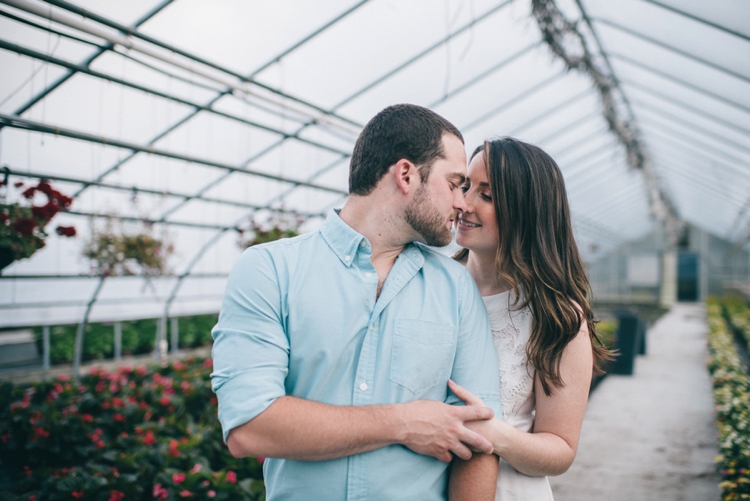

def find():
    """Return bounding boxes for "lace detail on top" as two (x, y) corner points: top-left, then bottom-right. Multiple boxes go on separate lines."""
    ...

(482, 291), (536, 431)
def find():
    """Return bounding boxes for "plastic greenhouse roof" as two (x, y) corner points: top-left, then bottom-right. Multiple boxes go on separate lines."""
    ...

(0, 0), (748, 328)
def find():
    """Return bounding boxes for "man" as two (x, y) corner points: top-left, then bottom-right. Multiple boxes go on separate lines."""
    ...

(211, 104), (501, 500)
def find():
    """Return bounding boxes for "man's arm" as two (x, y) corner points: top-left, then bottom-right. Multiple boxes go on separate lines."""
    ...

(227, 395), (495, 462)
(214, 247), (494, 463)
(449, 453), (499, 501)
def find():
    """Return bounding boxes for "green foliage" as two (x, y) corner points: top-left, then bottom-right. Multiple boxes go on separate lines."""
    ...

(34, 315), (217, 366)
(0, 358), (265, 500)
(706, 297), (750, 500)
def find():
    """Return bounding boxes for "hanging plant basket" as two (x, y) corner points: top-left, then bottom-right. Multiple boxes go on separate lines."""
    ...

(84, 222), (173, 277)
(237, 211), (304, 249)
(0, 178), (77, 273)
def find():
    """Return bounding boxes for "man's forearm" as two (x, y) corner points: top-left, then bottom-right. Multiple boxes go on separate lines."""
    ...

(449, 453), (498, 501)
(226, 395), (496, 462)
(227, 396), (402, 461)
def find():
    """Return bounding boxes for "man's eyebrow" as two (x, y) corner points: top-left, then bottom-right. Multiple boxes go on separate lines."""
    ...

(447, 173), (466, 184)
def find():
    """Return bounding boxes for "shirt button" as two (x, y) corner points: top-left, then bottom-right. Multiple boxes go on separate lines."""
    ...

(369, 325), (374, 330)
(359, 382), (368, 391)
(359, 241), (366, 248)
(344, 256), (351, 262)
(364, 272), (372, 278)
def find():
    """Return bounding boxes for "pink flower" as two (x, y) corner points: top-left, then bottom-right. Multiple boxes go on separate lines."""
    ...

(207, 491), (216, 498)
(172, 472), (186, 484)
(190, 463), (202, 473)
(179, 491), (192, 497)
(71, 492), (83, 499)
(226, 471), (236, 483)
(152, 484), (168, 500)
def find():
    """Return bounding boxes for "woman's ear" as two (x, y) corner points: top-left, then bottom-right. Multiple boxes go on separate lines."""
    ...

(393, 159), (418, 195)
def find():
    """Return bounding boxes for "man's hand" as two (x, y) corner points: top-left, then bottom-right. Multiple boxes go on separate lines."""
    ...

(396, 400), (495, 462)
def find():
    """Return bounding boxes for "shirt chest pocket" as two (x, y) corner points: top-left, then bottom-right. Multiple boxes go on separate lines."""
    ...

(390, 319), (456, 394)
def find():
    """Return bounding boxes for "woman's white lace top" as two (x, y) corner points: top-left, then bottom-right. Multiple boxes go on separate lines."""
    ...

(482, 290), (536, 431)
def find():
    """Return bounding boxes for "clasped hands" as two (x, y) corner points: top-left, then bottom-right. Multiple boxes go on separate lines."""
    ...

(400, 379), (493, 463)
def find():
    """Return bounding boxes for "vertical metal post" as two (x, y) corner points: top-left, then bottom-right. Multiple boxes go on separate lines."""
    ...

(42, 325), (50, 371)
(170, 317), (179, 353)
(114, 321), (122, 361)
(157, 316), (168, 366)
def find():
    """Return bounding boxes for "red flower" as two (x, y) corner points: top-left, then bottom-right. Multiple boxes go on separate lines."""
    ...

(169, 440), (180, 457)
(108, 491), (125, 501)
(172, 472), (185, 484)
(21, 187), (36, 198)
(82, 414), (93, 423)
(13, 217), (36, 237)
(112, 397), (124, 407)
(159, 396), (170, 406)
(71, 492), (83, 499)
(203, 358), (213, 368)
(96, 440), (105, 448)
(226, 471), (236, 483)
(23, 466), (32, 477)
(28, 496), (36, 501)
(113, 413), (125, 422)
(257, 457), (265, 463)
(179, 491), (192, 498)
(143, 430), (156, 446)
(56, 225), (77, 237)
(207, 491), (216, 498)
(120, 432), (128, 438)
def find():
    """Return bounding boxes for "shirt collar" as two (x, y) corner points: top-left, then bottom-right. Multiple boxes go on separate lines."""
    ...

(320, 209), (367, 267)
(319, 209), (426, 269)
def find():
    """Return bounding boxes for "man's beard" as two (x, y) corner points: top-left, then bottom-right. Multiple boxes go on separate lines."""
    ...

(405, 184), (453, 247)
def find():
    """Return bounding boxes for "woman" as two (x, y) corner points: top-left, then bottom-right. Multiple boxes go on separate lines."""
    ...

(450, 137), (612, 500)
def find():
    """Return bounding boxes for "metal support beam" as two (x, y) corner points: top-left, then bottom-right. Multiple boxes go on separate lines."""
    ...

(621, 78), (749, 135)
(610, 53), (750, 113)
(2, 166), (323, 218)
(640, 0), (750, 42)
(461, 72), (567, 132)
(7, 0), (173, 118)
(0, 39), (351, 157)
(595, 18), (750, 84)
(0, 113), (349, 196)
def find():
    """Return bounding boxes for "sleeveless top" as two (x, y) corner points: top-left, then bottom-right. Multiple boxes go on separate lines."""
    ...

(482, 290), (554, 501)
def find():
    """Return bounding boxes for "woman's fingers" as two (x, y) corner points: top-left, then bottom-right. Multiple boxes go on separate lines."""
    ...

(448, 379), (486, 406)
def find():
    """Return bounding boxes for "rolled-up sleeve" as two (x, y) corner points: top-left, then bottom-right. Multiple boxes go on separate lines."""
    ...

(211, 247), (289, 442)
(445, 270), (503, 418)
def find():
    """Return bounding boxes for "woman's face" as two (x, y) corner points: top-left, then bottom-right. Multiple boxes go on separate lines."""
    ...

(454, 152), (499, 256)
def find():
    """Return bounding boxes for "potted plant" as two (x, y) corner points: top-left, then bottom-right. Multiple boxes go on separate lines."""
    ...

(84, 222), (173, 277)
(0, 178), (76, 272)
(237, 211), (304, 249)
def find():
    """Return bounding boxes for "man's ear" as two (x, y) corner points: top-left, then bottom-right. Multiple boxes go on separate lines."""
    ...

(393, 159), (419, 195)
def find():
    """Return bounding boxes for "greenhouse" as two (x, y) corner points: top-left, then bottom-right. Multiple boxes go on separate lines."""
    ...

(0, 0), (748, 499)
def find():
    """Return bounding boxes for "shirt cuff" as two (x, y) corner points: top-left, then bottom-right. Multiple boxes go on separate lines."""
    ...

(213, 368), (286, 443)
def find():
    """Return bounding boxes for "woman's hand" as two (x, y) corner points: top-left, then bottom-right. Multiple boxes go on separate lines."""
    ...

(448, 380), (503, 453)
(448, 379), (488, 407)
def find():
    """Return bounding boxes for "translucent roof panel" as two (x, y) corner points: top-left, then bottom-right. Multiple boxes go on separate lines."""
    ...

(0, 0), (747, 327)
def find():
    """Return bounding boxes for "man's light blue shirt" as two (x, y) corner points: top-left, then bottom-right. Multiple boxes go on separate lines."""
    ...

(211, 210), (501, 501)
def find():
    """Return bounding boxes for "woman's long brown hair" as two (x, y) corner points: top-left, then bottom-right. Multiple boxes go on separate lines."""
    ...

(455, 138), (613, 396)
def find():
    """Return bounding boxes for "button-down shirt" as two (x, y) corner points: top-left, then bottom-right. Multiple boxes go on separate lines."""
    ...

(211, 209), (501, 501)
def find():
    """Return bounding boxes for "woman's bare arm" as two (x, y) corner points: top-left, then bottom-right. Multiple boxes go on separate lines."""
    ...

(451, 323), (593, 476)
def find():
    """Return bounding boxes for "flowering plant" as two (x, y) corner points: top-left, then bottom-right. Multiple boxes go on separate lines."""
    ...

(84, 223), (173, 277)
(237, 211), (304, 249)
(0, 357), (265, 500)
(706, 297), (750, 500)
(0, 179), (76, 270)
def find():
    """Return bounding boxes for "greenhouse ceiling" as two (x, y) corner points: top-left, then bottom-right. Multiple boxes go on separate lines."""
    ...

(0, 0), (748, 328)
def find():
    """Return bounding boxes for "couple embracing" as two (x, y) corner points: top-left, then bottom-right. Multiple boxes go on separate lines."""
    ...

(211, 104), (611, 500)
